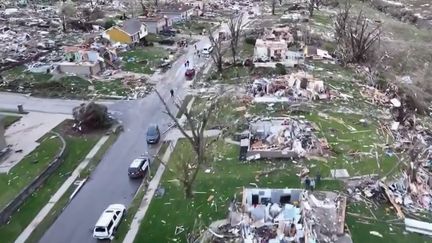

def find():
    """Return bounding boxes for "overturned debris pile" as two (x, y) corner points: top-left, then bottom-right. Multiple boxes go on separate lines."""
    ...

(206, 188), (352, 243)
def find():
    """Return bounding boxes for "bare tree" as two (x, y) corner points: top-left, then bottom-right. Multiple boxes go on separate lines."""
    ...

(209, 32), (224, 72)
(308, 0), (322, 17)
(334, 0), (382, 65)
(271, 0), (276, 15)
(228, 13), (244, 65)
(155, 90), (223, 198)
(58, 0), (76, 32)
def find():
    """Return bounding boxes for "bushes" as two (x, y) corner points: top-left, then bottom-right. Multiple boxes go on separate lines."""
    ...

(245, 36), (257, 45)
(158, 39), (176, 45)
(275, 63), (287, 75)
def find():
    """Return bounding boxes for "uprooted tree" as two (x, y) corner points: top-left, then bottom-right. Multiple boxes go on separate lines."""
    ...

(72, 102), (111, 130)
(156, 90), (223, 198)
(334, 0), (382, 65)
(208, 32), (224, 72)
(228, 13), (244, 65)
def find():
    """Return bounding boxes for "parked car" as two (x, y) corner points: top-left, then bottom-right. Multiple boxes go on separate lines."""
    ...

(146, 125), (160, 144)
(202, 45), (213, 56)
(160, 29), (176, 37)
(185, 68), (196, 80)
(128, 157), (150, 178)
(158, 60), (171, 72)
(93, 204), (126, 240)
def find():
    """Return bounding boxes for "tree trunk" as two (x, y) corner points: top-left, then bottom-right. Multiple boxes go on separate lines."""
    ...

(184, 183), (193, 198)
(308, 2), (315, 17)
(232, 47), (237, 65)
(272, 0), (276, 15)
(62, 15), (67, 32)
(217, 58), (223, 72)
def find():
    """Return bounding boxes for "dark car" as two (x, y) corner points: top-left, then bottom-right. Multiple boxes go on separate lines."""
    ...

(185, 68), (196, 80)
(146, 125), (160, 144)
(128, 157), (150, 178)
(160, 29), (176, 37)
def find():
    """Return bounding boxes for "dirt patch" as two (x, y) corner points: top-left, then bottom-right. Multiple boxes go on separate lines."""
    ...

(54, 119), (110, 139)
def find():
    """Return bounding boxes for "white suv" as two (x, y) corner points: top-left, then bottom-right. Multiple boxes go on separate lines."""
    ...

(93, 204), (126, 240)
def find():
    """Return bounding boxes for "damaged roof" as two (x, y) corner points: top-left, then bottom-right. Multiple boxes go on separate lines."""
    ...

(121, 19), (142, 35)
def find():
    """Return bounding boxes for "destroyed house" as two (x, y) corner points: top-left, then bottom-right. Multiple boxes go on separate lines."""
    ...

(208, 188), (352, 243)
(138, 16), (172, 34)
(253, 38), (304, 68)
(158, 4), (195, 23)
(304, 46), (333, 60)
(58, 46), (104, 76)
(241, 117), (326, 160)
(251, 72), (330, 103)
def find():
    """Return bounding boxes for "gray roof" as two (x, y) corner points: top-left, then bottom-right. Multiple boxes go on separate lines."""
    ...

(121, 19), (142, 35)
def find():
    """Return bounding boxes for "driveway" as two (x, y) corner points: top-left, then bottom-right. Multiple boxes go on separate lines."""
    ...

(18, 8), (258, 243)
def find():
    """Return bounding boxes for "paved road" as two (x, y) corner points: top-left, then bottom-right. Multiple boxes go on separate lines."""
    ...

(0, 92), (105, 115)
(0, 7), (259, 243)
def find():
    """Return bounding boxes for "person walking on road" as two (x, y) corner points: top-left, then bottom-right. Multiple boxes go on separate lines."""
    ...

(170, 89), (174, 97)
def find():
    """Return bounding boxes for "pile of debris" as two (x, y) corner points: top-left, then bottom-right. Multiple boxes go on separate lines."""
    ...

(0, 5), (94, 69)
(241, 117), (329, 160)
(347, 110), (432, 235)
(250, 72), (337, 103)
(205, 188), (352, 243)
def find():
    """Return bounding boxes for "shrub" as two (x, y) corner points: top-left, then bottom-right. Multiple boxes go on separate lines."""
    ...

(275, 63), (287, 75)
(245, 36), (256, 45)
(104, 19), (116, 29)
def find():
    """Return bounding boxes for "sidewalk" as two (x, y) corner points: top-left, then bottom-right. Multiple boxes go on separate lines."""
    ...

(1, 112), (69, 173)
(122, 139), (178, 243)
(15, 135), (110, 243)
(163, 128), (221, 141)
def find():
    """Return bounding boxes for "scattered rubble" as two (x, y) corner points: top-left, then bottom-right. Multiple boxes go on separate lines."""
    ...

(249, 71), (337, 103)
(205, 188), (352, 243)
(240, 117), (329, 160)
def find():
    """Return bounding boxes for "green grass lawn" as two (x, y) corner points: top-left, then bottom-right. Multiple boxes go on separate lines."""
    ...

(208, 66), (252, 84)
(0, 134), (63, 210)
(304, 111), (398, 177)
(2, 115), (21, 129)
(1, 67), (129, 98)
(145, 33), (163, 43)
(240, 42), (255, 59)
(174, 21), (215, 35)
(120, 47), (168, 74)
(134, 140), (342, 243)
(348, 202), (431, 243)
(0, 123), (102, 243)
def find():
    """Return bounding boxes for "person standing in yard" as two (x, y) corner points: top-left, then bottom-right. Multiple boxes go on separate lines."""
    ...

(304, 176), (310, 190)
(310, 179), (316, 191)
